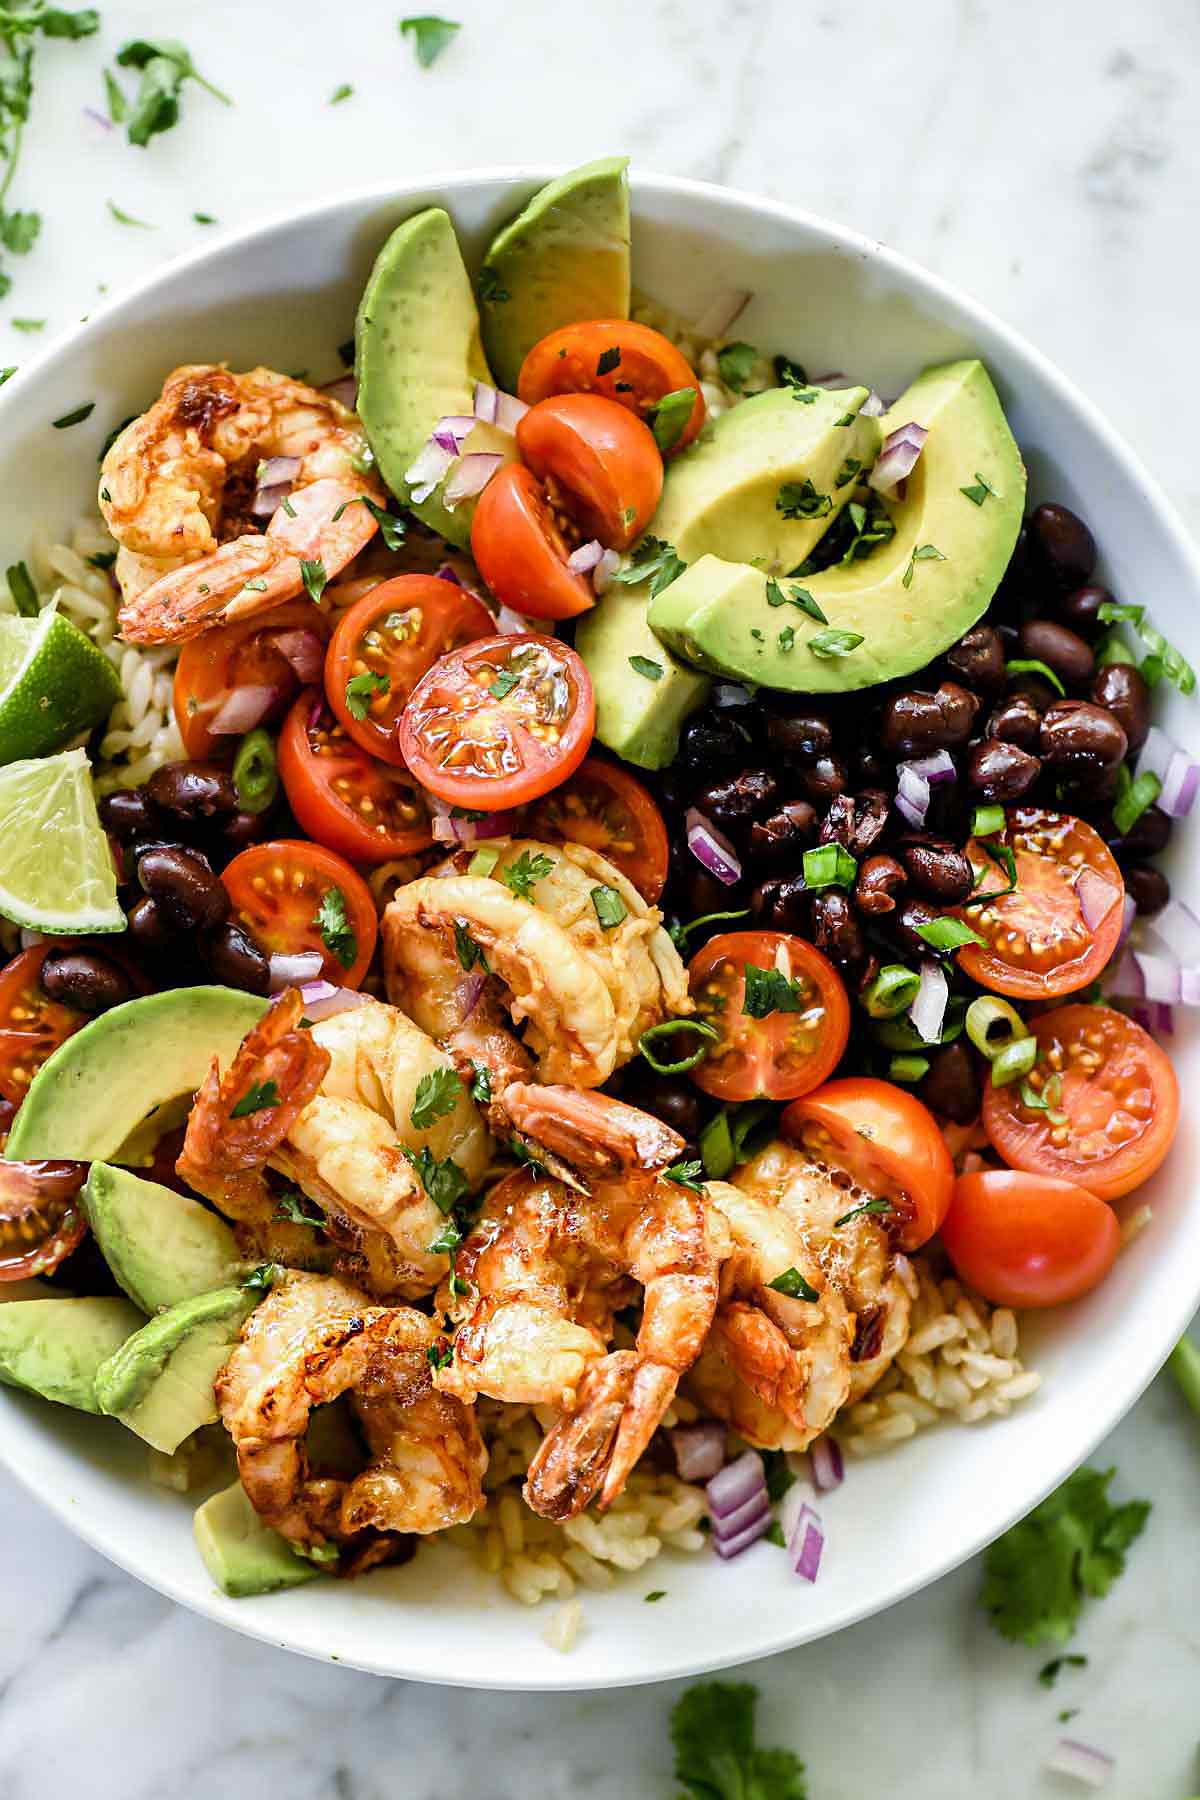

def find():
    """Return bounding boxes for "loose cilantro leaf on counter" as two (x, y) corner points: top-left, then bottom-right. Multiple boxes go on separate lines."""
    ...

(671, 1681), (808, 1800)
(981, 1465), (1150, 1646)
(0, 6), (98, 294)
(313, 887), (356, 968)
(115, 39), (232, 148)
(399, 15), (460, 67)
(410, 1067), (464, 1131)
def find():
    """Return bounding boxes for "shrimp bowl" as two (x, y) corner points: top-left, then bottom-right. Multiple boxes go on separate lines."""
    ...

(0, 165), (1196, 1691)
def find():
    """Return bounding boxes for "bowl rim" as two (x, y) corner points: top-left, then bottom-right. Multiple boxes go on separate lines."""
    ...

(1, 162), (1197, 1690)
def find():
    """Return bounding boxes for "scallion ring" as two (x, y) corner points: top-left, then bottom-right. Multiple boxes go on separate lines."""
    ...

(638, 1017), (720, 1075)
(232, 728), (279, 814)
(862, 964), (921, 1019)
(966, 995), (1028, 1059)
(990, 1034), (1038, 1086)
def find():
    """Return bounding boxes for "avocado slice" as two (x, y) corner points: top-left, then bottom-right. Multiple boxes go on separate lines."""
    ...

(83, 1163), (245, 1315)
(575, 580), (710, 770)
(649, 359), (1025, 692)
(478, 157), (631, 391)
(0, 1295), (142, 1411)
(355, 206), (498, 549)
(5, 986), (267, 1162)
(94, 1285), (257, 1455)
(652, 385), (883, 573)
(193, 1480), (323, 1598)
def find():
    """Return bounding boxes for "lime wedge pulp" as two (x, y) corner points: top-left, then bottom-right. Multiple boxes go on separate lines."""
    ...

(0, 602), (122, 766)
(0, 746), (124, 934)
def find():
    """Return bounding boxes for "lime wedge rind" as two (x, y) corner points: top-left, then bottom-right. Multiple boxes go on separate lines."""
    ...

(0, 746), (125, 935)
(0, 601), (122, 766)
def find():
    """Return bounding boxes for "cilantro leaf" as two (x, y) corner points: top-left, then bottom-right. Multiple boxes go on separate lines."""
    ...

(610, 534), (686, 599)
(716, 340), (758, 393)
(300, 557), (327, 605)
(231, 1079), (280, 1118)
(742, 965), (804, 1020)
(776, 478), (832, 520)
(399, 15), (460, 67)
(401, 1144), (469, 1214)
(834, 1198), (893, 1228)
(313, 886), (356, 969)
(274, 1189), (325, 1228)
(648, 386), (696, 454)
(664, 1158), (704, 1193)
(107, 199), (153, 229)
(671, 1681), (808, 1800)
(5, 560), (37, 617)
(590, 883), (627, 930)
(500, 849), (554, 902)
(767, 1266), (819, 1301)
(470, 1060), (492, 1104)
(345, 669), (388, 720)
(410, 1066), (464, 1131)
(629, 654), (663, 682)
(329, 83), (353, 104)
(453, 919), (490, 973)
(115, 39), (232, 148)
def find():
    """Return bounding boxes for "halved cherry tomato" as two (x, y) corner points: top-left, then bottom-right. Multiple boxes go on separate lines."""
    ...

(398, 632), (594, 811)
(951, 809), (1125, 1000)
(0, 945), (87, 1109)
(516, 393), (662, 551)
(518, 320), (706, 453)
(982, 1003), (1178, 1201)
(0, 1159), (89, 1280)
(278, 687), (434, 864)
(324, 574), (497, 765)
(687, 930), (849, 1104)
(173, 601), (330, 760)
(781, 1077), (955, 1251)
(222, 839), (377, 988)
(525, 757), (669, 903)
(471, 465), (595, 621)
(940, 1169), (1120, 1308)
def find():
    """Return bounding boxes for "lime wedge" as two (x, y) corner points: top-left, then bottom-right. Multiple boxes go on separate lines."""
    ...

(0, 746), (124, 933)
(0, 602), (122, 765)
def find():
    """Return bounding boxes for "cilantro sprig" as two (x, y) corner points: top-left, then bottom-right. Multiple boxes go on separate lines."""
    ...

(671, 1682), (808, 1800)
(313, 887), (356, 969)
(113, 38), (232, 149)
(410, 1066), (464, 1131)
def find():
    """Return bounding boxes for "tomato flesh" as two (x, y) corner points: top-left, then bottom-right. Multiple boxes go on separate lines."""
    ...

(982, 1003), (1178, 1201)
(173, 601), (330, 760)
(471, 464), (595, 622)
(0, 945), (87, 1108)
(324, 574), (496, 765)
(0, 1159), (89, 1280)
(515, 393), (662, 551)
(940, 1169), (1120, 1308)
(222, 839), (378, 989)
(278, 687), (434, 864)
(687, 930), (849, 1103)
(525, 757), (669, 903)
(952, 809), (1124, 999)
(398, 632), (594, 811)
(518, 320), (706, 453)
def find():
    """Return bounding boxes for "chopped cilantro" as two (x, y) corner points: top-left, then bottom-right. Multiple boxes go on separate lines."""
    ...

(765, 576), (827, 623)
(427, 1339), (453, 1371)
(777, 625), (796, 653)
(767, 1266), (818, 1301)
(274, 1189), (325, 1228)
(671, 1681), (808, 1800)
(115, 38), (233, 148)
(834, 1197), (893, 1228)
(401, 1144), (469, 1214)
(231, 1079), (280, 1118)
(960, 471), (998, 506)
(1038, 1654), (1088, 1689)
(590, 884), (627, 930)
(470, 1060), (492, 1105)
(410, 1066), (465, 1131)
(329, 83), (353, 104)
(596, 345), (621, 376)
(629, 654), (663, 681)
(716, 340), (758, 392)
(611, 535), (687, 599)
(52, 402), (94, 429)
(241, 1262), (280, 1294)
(313, 887), (356, 969)
(649, 386), (697, 454)
(344, 669), (388, 720)
(192, 211), (217, 225)
(488, 667), (520, 700)
(500, 849), (554, 901)
(742, 964), (804, 1020)
(300, 557), (327, 605)
(508, 1134), (548, 1174)
(453, 919), (489, 973)
(107, 199), (153, 228)
(5, 561), (37, 617)
(663, 1158), (704, 1193)
(477, 264), (509, 305)
(808, 628), (864, 659)
(399, 15), (460, 67)
(834, 456), (861, 487)
(901, 541), (946, 589)
(776, 478), (832, 520)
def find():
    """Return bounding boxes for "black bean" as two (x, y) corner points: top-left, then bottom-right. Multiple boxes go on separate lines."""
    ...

(678, 711), (750, 781)
(966, 738), (1042, 801)
(749, 800), (818, 862)
(1057, 583), (1112, 637)
(854, 745), (889, 787)
(1100, 803), (1172, 863)
(986, 693), (1042, 750)
(203, 921), (271, 995)
(1006, 670), (1061, 713)
(751, 875), (808, 932)
(891, 897), (943, 960)
(98, 788), (162, 843)
(220, 809), (273, 856)
(1038, 700), (1127, 773)
(820, 790), (889, 857)
(880, 682), (978, 757)
(1090, 663), (1150, 755)
(147, 762), (239, 821)
(854, 853), (906, 917)
(695, 769), (779, 834)
(899, 838), (975, 903)
(678, 857), (742, 918)
(639, 1075), (704, 1142)
(987, 524), (1032, 625)
(1028, 502), (1096, 589)
(39, 950), (131, 1015)
(810, 889), (864, 973)
(125, 894), (175, 954)
(1018, 619), (1095, 688)
(945, 624), (1006, 692)
(765, 705), (834, 764)
(137, 846), (229, 931)
(1124, 863), (1169, 917)
(799, 754), (850, 807)
(918, 1042), (981, 1124)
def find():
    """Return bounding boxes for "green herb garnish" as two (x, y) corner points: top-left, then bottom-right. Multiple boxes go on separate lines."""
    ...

(590, 884), (627, 930)
(808, 627), (864, 659)
(52, 402), (94, 429)
(611, 534), (686, 599)
(299, 557), (327, 605)
(649, 386), (696, 454)
(274, 1189), (325, 1228)
(231, 1079), (280, 1118)
(410, 1066), (465, 1131)
(488, 667), (520, 700)
(427, 1339), (453, 1371)
(329, 83), (353, 103)
(5, 560), (37, 617)
(477, 264), (509, 305)
(776, 478), (832, 520)
(313, 887), (356, 969)
(500, 849), (554, 902)
(1112, 765), (1162, 836)
(115, 38), (232, 148)
(399, 14), (460, 67)
(453, 919), (489, 973)
(664, 1158), (705, 1193)
(767, 1266), (819, 1301)
(345, 669), (388, 720)
(401, 1144), (469, 1214)
(470, 1061), (492, 1105)
(629, 654), (663, 682)
(901, 542), (946, 589)
(960, 471), (998, 506)
(107, 199), (153, 228)
(834, 1198), (893, 1228)
(638, 1017), (720, 1076)
(1098, 601), (1195, 695)
(915, 916), (985, 952)
(742, 965), (804, 1019)
(716, 341), (758, 392)
(1005, 657), (1066, 697)
(671, 1681), (808, 1800)
(802, 843), (856, 890)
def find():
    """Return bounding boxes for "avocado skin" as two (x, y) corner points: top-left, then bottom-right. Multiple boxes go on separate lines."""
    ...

(5, 986), (267, 1164)
(193, 1480), (322, 1598)
(83, 1163), (245, 1316)
(0, 1296), (142, 1411)
(94, 1285), (255, 1440)
(478, 157), (631, 391)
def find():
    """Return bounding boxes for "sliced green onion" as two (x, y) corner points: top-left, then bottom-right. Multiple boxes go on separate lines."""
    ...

(888, 1053), (930, 1083)
(1112, 768), (1161, 837)
(668, 907), (751, 951)
(970, 804), (1006, 837)
(638, 1017), (720, 1075)
(467, 845), (500, 877)
(590, 883), (627, 930)
(966, 995), (1028, 1059)
(915, 916), (985, 953)
(232, 729), (278, 814)
(1005, 657), (1065, 697)
(990, 1035), (1037, 1086)
(862, 965), (921, 1019)
(802, 842), (857, 890)
(1095, 632), (1135, 668)
(873, 997), (966, 1051)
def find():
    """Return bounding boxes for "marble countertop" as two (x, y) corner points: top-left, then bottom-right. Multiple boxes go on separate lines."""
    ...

(1, 2), (1197, 1794)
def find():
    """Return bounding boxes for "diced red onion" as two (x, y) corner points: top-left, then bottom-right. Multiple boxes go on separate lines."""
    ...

(712, 1510), (772, 1560)
(895, 765), (930, 831)
(705, 1448), (765, 1519)
(494, 390), (529, 434)
(1158, 747), (1200, 818)
(1117, 892), (1136, 948)
(251, 482), (296, 519)
(209, 684), (282, 736)
(431, 808), (519, 846)
(1104, 948), (1144, 999)
(567, 540), (605, 575)
(1128, 1001), (1175, 1036)
(1147, 898), (1200, 962)
(256, 454), (300, 491)
(593, 548), (621, 595)
(322, 374), (358, 410)
(1133, 950), (1181, 1005)
(809, 1435), (844, 1492)
(435, 563), (464, 587)
(909, 960), (948, 1044)
(494, 603), (535, 635)
(431, 414), (478, 455)
(693, 289), (752, 339)
(908, 749), (957, 785)
(265, 628), (325, 684)
(405, 439), (455, 504)
(85, 106), (113, 132)
(669, 1422), (726, 1483)
(868, 421), (928, 497)
(1044, 1739), (1114, 1789)
(457, 973), (486, 1020)
(686, 808), (742, 887)
(787, 1500), (825, 1582)
(1076, 865), (1121, 930)
(860, 391), (885, 417)
(443, 452), (504, 508)
(714, 1490), (771, 1540)
(472, 381), (499, 425)
(268, 950), (325, 991)
(297, 979), (369, 1023)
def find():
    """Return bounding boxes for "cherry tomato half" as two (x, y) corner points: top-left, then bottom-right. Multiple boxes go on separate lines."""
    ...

(470, 464), (595, 622)
(173, 601), (330, 761)
(278, 687), (434, 864)
(951, 809), (1125, 1000)
(782, 1077), (955, 1251)
(221, 839), (377, 989)
(940, 1169), (1120, 1308)
(0, 945), (86, 1108)
(525, 757), (669, 903)
(398, 632), (594, 811)
(982, 1003), (1178, 1201)
(518, 319), (706, 453)
(687, 930), (849, 1104)
(0, 1159), (89, 1281)
(324, 574), (496, 765)
(516, 393), (662, 551)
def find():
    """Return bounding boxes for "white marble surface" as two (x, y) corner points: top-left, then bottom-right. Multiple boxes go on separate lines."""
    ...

(1, 1), (1198, 1794)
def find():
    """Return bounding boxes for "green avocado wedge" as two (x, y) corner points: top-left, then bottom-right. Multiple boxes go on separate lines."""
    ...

(94, 1285), (257, 1455)
(194, 1480), (323, 1598)
(82, 1164), (246, 1315)
(648, 359), (1025, 692)
(574, 581), (710, 770)
(5, 986), (267, 1163)
(477, 157), (631, 391)
(0, 1295), (142, 1411)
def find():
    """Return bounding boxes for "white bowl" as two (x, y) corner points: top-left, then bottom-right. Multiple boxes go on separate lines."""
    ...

(2, 167), (1197, 1691)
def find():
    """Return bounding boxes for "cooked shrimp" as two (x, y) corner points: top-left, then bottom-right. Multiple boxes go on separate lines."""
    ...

(102, 364), (386, 644)
(216, 1270), (486, 1557)
(501, 1081), (685, 1177)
